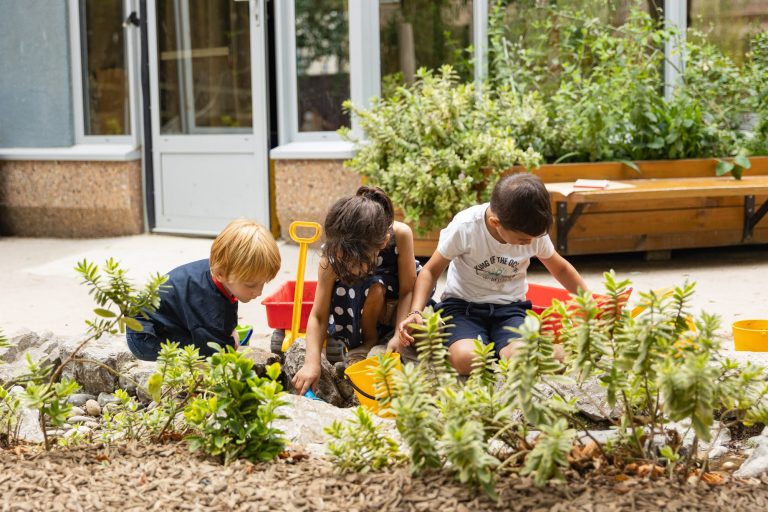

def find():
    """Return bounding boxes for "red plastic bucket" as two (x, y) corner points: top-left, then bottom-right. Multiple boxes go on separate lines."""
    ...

(262, 281), (317, 331)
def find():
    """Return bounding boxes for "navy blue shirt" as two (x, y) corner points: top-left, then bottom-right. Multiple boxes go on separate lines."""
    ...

(132, 259), (238, 356)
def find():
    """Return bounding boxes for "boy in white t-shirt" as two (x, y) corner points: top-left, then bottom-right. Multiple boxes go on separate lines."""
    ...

(396, 173), (588, 375)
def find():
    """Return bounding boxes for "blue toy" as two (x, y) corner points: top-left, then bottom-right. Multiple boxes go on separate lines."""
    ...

(304, 389), (322, 401)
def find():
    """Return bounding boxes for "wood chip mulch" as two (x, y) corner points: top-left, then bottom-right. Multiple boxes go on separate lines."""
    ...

(2, 443), (768, 511)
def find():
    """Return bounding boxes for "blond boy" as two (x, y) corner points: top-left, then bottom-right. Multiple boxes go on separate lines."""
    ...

(126, 219), (280, 360)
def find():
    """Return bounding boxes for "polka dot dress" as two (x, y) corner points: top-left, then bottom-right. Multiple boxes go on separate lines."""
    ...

(327, 234), (420, 350)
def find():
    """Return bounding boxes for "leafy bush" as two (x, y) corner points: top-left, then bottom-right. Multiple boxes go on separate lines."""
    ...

(324, 274), (768, 496)
(340, 66), (541, 233)
(184, 347), (287, 464)
(487, 1), (768, 164)
(0, 259), (167, 449)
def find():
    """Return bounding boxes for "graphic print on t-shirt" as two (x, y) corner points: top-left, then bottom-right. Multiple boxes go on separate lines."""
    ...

(473, 255), (521, 286)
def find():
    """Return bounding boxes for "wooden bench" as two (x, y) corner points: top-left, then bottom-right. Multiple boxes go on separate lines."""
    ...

(546, 176), (768, 253)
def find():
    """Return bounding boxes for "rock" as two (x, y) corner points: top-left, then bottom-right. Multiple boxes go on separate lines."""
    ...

(45, 429), (67, 437)
(59, 334), (135, 395)
(663, 420), (731, 453)
(545, 376), (622, 421)
(118, 360), (157, 403)
(64, 426), (91, 438)
(0, 330), (62, 385)
(67, 393), (97, 407)
(84, 399), (101, 416)
(68, 406), (86, 417)
(84, 421), (100, 429)
(281, 338), (357, 408)
(67, 415), (92, 424)
(8, 386), (44, 444)
(97, 392), (120, 408)
(240, 347), (281, 377)
(274, 394), (397, 456)
(735, 436), (768, 478)
(708, 445), (730, 459)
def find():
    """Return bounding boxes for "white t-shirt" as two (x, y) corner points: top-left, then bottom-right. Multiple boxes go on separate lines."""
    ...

(437, 203), (555, 304)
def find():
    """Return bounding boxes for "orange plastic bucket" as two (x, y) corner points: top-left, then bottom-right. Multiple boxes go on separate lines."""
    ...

(344, 353), (401, 416)
(733, 320), (768, 352)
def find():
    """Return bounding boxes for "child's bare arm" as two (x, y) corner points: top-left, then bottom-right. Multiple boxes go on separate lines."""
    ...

(390, 222), (418, 347)
(539, 252), (588, 294)
(292, 260), (334, 395)
(397, 251), (450, 345)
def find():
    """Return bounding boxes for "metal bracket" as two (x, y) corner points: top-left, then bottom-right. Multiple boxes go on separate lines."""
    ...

(556, 202), (586, 254)
(743, 195), (768, 242)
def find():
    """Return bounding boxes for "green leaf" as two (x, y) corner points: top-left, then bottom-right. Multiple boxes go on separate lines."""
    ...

(94, 308), (117, 318)
(147, 373), (163, 403)
(121, 317), (143, 331)
(618, 160), (641, 174)
(715, 160), (734, 176)
(734, 154), (751, 169)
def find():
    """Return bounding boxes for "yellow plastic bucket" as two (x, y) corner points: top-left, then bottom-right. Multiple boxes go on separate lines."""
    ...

(344, 353), (401, 416)
(733, 320), (768, 352)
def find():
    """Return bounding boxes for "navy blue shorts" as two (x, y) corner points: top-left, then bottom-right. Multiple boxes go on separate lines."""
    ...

(436, 298), (532, 357)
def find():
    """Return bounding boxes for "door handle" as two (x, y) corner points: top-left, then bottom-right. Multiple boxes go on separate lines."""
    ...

(123, 11), (140, 28)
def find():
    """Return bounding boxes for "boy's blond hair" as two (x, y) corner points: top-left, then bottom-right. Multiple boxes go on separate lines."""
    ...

(210, 219), (281, 283)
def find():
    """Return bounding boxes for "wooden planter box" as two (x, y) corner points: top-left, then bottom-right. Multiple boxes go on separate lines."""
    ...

(407, 157), (768, 257)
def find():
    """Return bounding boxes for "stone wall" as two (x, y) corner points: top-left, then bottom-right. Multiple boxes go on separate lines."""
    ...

(0, 160), (144, 237)
(273, 159), (360, 244)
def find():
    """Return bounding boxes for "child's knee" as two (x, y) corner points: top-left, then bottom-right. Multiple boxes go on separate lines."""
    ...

(362, 283), (386, 315)
(447, 339), (477, 375)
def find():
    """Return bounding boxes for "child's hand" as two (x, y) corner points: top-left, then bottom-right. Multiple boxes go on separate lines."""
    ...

(397, 311), (423, 346)
(292, 362), (321, 396)
(386, 335), (402, 353)
(231, 329), (240, 349)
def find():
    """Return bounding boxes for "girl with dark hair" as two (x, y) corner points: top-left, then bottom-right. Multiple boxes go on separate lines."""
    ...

(292, 186), (423, 396)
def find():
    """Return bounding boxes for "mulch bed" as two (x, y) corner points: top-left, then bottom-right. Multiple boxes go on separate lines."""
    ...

(2, 443), (768, 511)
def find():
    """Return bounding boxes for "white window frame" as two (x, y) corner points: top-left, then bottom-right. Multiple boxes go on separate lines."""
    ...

(275, 0), (488, 150)
(68, 0), (141, 146)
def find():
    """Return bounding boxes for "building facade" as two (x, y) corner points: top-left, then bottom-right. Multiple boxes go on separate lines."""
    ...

(0, 0), (765, 239)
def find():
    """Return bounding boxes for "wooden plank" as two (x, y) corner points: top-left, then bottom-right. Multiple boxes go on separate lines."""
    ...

(566, 227), (768, 255)
(564, 207), (745, 238)
(525, 156), (768, 182)
(547, 176), (768, 204)
(553, 195), (768, 213)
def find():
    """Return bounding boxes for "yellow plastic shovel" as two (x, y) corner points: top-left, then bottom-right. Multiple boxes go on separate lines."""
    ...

(283, 221), (322, 351)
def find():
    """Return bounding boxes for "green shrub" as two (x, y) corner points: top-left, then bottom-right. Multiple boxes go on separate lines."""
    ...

(184, 347), (287, 464)
(341, 66), (541, 233)
(324, 274), (768, 496)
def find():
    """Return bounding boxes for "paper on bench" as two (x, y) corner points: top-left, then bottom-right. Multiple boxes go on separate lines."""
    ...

(574, 179), (610, 189)
(545, 180), (635, 197)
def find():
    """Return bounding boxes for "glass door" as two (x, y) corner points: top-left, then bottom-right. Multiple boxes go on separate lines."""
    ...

(148, 0), (269, 234)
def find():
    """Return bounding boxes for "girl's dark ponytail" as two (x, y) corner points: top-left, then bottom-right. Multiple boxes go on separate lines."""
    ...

(356, 185), (394, 226)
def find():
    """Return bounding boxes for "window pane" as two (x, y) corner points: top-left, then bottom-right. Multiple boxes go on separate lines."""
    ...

(295, 0), (350, 132)
(157, 1), (252, 134)
(379, 0), (474, 90)
(80, 0), (129, 136)
(688, 0), (768, 64)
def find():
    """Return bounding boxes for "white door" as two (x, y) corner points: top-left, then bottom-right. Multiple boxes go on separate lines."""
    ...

(147, 0), (269, 234)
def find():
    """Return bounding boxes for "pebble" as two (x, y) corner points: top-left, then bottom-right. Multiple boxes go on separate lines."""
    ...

(67, 393), (97, 407)
(64, 425), (91, 437)
(67, 416), (92, 424)
(84, 421), (100, 429)
(68, 406), (86, 417)
(85, 399), (101, 416)
(45, 429), (67, 437)
(97, 392), (120, 408)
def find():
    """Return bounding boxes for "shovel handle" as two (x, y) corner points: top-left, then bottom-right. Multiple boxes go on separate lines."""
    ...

(289, 221), (322, 245)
